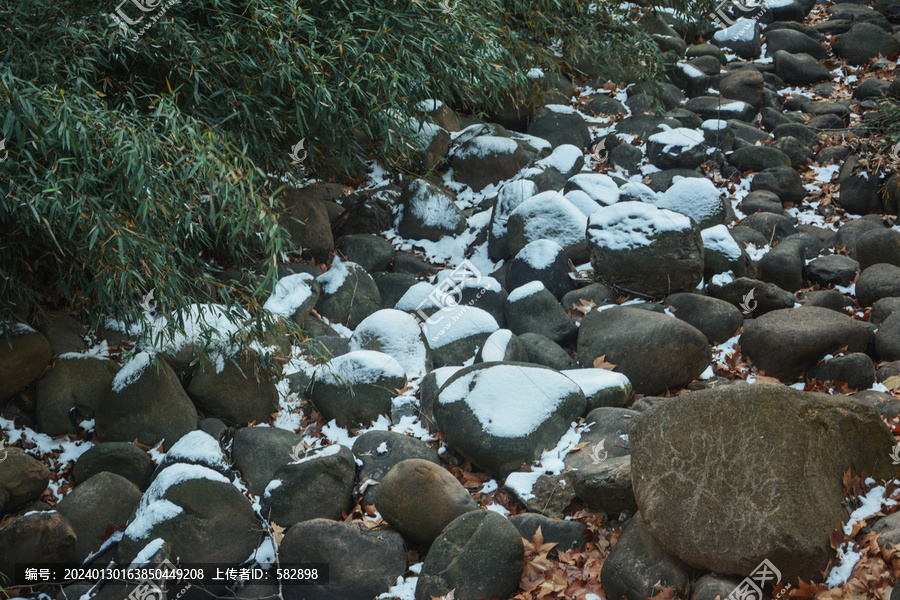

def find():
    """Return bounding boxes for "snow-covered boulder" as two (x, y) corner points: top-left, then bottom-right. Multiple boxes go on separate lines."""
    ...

(489, 179), (538, 260)
(656, 177), (727, 229)
(95, 352), (198, 451)
(587, 202), (704, 297)
(116, 463), (258, 565)
(561, 368), (633, 412)
(435, 362), (586, 474)
(263, 272), (320, 323)
(647, 127), (708, 170)
(349, 309), (432, 378)
(711, 18), (761, 59)
(701, 224), (756, 280)
(421, 306), (499, 367)
(397, 178), (467, 242)
(315, 257), (381, 329)
(309, 350), (407, 427)
(563, 173), (620, 207)
(450, 134), (531, 191)
(507, 239), (574, 299)
(507, 191), (589, 261)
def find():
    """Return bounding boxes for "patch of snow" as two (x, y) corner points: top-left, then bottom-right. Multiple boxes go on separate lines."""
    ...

(128, 538), (167, 567)
(314, 350), (406, 386)
(713, 19), (757, 43)
(657, 178), (722, 225)
(481, 329), (514, 362)
(508, 281), (546, 303)
(536, 144), (583, 173)
(710, 271), (735, 286)
(350, 309), (430, 378)
(587, 201), (692, 250)
(111, 351), (153, 392)
(566, 173), (621, 206)
(702, 225), (742, 260)
(421, 306), (499, 349)
(564, 190), (603, 217)
(455, 135), (518, 159)
(561, 368), (631, 396)
(648, 127), (704, 153)
(439, 364), (582, 438)
(515, 239), (563, 270)
(263, 273), (316, 318)
(164, 430), (229, 470)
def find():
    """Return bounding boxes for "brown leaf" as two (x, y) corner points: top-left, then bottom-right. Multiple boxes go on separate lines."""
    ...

(592, 355), (617, 370)
(270, 522), (286, 546)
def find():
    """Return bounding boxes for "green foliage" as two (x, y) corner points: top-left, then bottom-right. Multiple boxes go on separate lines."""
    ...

(0, 0), (702, 348)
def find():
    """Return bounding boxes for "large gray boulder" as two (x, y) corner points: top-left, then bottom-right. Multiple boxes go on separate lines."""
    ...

(587, 202), (704, 297)
(629, 384), (894, 581)
(35, 354), (120, 435)
(578, 307), (711, 395)
(95, 352), (197, 451)
(435, 362), (586, 475)
(740, 307), (870, 380)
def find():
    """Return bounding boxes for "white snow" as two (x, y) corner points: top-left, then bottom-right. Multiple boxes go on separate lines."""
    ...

(314, 350), (407, 386)
(827, 543), (862, 588)
(404, 179), (465, 231)
(564, 190), (603, 217)
(544, 104), (577, 114)
(561, 368), (631, 397)
(587, 201), (692, 250)
(702, 225), (743, 260)
(350, 309), (430, 378)
(111, 351), (153, 392)
(376, 441), (389, 455)
(163, 430), (229, 470)
(417, 99), (443, 112)
(421, 306), (499, 349)
(710, 271), (735, 286)
(619, 181), (658, 204)
(129, 538), (167, 567)
(714, 19), (758, 43)
(481, 329), (514, 363)
(505, 420), (583, 499)
(702, 119), (727, 131)
(566, 173), (621, 206)
(515, 239), (564, 270)
(657, 177), (723, 225)
(438, 364), (582, 437)
(263, 273), (316, 318)
(124, 499), (184, 541)
(508, 281), (546, 303)
(648, 127), (704, 153)
(536, 144), (583, 173)
(317, 256), (354, 295)
(455, 135), (518, 159)
(289, 443), (342, 466)
(264, 479), (282, 498)
(508, 191), (589, 250)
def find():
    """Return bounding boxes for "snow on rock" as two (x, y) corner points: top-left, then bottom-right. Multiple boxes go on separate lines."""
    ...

(515, 239), (565, 270)
(129, 538), (166, 567)
(111, 351), (153, 393)
(394, 281), (442, 312)
(402, 179), (466, 231)
(508, 281), (547, 303)
(481, 329), (515, 362)
(713, 19), (758, 43)
(125, 463), (230, 541)
(564, 190), (603, 217)
(438, 364), (582, 438)
(566, 173), (621, 206)
(454, 135), (518, 159)
(508, 191), (588, 251)
(587, 201), (693, 251)
(536, 144), (583, 173)
(619, 181), (658, 204)
(263, 273), (316, 318)
(561, 368), (631, 397)
(163, 430), (229, 470)
(702, 225), (743, 260)
(647, 127), (704, 153)
(314, 350), (407, 386)
(421, 306), (499, 349)
(141, 303), (251, 357)
(349, 309), (430, 378)
(317, 256), (354, 295)
(656, 177), (724, 227)
(504, 420), (583, 499)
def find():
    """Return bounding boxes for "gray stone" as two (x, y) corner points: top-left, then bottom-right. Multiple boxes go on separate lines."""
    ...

(35, 355), (119, 436)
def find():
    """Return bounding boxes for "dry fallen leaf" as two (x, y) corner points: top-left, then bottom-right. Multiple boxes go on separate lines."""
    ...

(270, 522), (286, 546)
(593, 355), (617, 370)
(883, 375), (900, 392)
